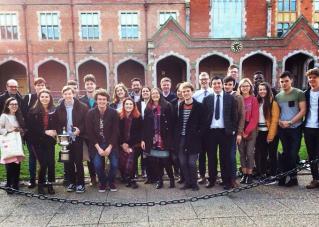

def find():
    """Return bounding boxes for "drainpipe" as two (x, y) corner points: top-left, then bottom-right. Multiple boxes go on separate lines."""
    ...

(185, 0), (190, 34)
(69, 0), (76, 80)
(266, 0), (272, 37)
(23, 3), (31, 93)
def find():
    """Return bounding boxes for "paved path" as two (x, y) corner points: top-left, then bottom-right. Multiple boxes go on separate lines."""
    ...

(0, 174), (319, 227)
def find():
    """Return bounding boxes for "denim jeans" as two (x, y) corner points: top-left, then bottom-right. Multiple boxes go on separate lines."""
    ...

(278, 126), (302, 178)
(93, 144), (118, 186)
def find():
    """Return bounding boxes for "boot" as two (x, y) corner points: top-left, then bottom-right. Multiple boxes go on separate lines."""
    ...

(240, 174), (247, 184)
(169, 178), (175, 188)
(155, 180), (163, 189)
(245, 174), (253, 184)
(38, 184), (46, 195)
(47, 184), (55, 195)
(28, 179), (36, 189)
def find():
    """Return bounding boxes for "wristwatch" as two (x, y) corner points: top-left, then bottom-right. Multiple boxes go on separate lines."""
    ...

(288, 120), (293, 126)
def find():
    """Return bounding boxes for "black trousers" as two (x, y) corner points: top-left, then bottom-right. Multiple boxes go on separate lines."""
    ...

(66, 138), (84, 185)
(34, 142), (55, 184)
(144, 155), (156, 182)
(84, 139), (96, 179)
(6, 162), (20, 189)
(304, 127), (319, 180)
(255, 131), (279, 176)
(198, 138), (208, 178)
(207, 129), (232, 185)
(153, 156), (174, 182)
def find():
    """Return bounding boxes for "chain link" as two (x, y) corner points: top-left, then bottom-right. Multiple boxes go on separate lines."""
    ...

(0, 159), (317, 208)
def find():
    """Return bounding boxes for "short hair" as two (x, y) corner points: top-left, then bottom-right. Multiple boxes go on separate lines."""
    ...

(223, 76), (236, 85)
(211, 76), (223, 82)
(280, 71), (293, 79)
(94, 88), (110, 101)
(131, 77), (142, 84)
(228, 64), (239, 71)
(34, 77), (46, 86)
(306, 68), (319, 77)
(199, 72), (210, 79)
(61, 85), (74, 94)
(160, 77), (172, 84)
(253, 71), (263, 76)
(175, 83), (182, 92)
(83, 74), (96, 84)
(66, 80), (78, 86)
(180, 82), (194, 91)
(238, 78), (254, 95)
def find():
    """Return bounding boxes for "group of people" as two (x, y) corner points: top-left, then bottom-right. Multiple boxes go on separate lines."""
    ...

(1, 64), (319, 195)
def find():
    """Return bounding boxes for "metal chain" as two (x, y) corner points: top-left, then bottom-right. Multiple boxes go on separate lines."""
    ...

(0, 159), (317, 208)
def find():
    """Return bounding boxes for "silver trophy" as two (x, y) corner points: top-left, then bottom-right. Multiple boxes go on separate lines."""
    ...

(57, 127), (71, 163)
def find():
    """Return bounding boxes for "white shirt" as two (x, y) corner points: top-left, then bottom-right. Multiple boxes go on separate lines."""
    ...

(258, 103), (268, 131)
(210, 91), (224, 129)
(306, 90), (319, 128)
(193, 88), (213, 103)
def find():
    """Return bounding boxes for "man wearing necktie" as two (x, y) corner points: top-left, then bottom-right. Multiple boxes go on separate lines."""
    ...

(193, 72), (213, 185)
(202, 76), (237, 190)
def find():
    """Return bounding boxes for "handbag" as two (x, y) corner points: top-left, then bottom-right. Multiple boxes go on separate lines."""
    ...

(0, 131), (25, 161)
(150, 149), (169, 158)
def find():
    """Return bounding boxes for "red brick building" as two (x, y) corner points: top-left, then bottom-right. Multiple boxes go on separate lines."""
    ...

(0, 0), (318, 96)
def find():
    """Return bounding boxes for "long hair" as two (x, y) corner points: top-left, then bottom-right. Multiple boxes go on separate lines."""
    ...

(257, 82), (273, 120)
(112, 83), (129, 104)
(147, 87), (166, 109)
(31, 89), (54, 114)
(119, 97), (140, 119)
(2, 97), (25, 128)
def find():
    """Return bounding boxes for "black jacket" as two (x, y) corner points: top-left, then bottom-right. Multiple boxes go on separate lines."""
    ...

(174, 99), (205, 154)
(163, 91), (177, 103)
(85, 106), (119, 149)
(142, 99), (174, 153)
(119, 116), (142, 148)
(79, 95), (96, 109)
(54, 98), (88, 136)
(27, 109), (56, 145)
(202, 92), (237, 136)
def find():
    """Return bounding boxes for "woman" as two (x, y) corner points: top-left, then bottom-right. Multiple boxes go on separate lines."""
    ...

(237, 78), (259, 184)
(0, 97), (25, 192)
(141, 88), (175, 189)
(110, 83), (129, 112)
(119, 98), (143, 189)
(28, 89), (57, 194)
(136, 86), (151, 181)
(255, 82), (279, 179)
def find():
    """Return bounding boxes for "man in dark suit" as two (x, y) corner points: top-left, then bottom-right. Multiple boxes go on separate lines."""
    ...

(202, 76), (237, 190)
(160, 77), (177, 103)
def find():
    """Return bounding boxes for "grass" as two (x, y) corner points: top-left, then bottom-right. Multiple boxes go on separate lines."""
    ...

(0, 139), (309, 181)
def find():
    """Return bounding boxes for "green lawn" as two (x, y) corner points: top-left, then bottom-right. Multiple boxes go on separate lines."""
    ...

(0, 139), (309, 181)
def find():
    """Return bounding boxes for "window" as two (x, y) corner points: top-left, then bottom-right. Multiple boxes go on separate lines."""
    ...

(0, 13), (18, 40)
(315, 1), (319, 11)
(80, 12), (100, 40)
(314, 22), (319, 34)
(278, 0), (296, 12)
(211, 0), (245, 38)
(159, 11), (177, 26)
(40, 12), (60, 40)
(120, 12), (139, 40)
(277, 22), (290, 37)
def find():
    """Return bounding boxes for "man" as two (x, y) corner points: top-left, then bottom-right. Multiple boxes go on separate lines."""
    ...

(86, 88), (119, 192)
(0, 79), (23, 112)
(227, 64), (239, 90)
(193, 72), (213, 184)
(55, 86), (88, 193)
(22, 77), (47, 188)
(304, 68), (319, 189)
(129, 77), (143, 103)
(253, 71), (278, 97)
(202, 76), (237, 190)
(160, 77), (177, 103)
(175, 82), (205, 191)
(276, 71), (306, 187)
(223, 76), (245, 187)
(79, 74), (97, 186)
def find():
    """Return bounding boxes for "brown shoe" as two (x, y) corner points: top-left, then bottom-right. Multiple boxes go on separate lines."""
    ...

(306, 180), (319, 189)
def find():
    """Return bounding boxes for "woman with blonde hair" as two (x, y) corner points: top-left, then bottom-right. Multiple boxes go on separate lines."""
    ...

(237, 78), (259, 184)
(110, 83), (129, 112)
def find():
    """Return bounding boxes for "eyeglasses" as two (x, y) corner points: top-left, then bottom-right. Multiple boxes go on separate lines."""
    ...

(240, 85), (251, 88)
(9, 103), (18, 106)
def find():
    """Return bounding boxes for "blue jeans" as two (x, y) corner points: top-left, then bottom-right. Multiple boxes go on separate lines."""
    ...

(278, 126), (302, 178)
(93, 145), (118, 186)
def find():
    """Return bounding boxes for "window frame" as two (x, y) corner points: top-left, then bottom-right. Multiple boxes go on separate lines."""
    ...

(118, 10), (140, 41)
(314, 0), (319, 12)
(79, 11), (101, 41)
(0, 11), (20, 41)
(277, 0), (296, 12)
(314, 22), (319, 34)
(37, 11), (61, 41)
(158, 10), (179, 28)
(277, 22), (290, 37)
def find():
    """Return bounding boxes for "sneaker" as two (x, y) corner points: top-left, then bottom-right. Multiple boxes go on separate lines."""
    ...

(306, 180), (319, 189)
(109, 183), (117, 192)
(66, 184), (76, 192)
(98, 184), (106, 193)
(198, 177), (206, 185)
(76, 185), (86, 193)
